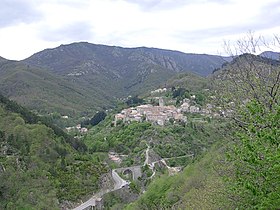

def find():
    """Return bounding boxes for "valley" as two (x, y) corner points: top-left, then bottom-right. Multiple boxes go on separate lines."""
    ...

(0, 40), (279, 210)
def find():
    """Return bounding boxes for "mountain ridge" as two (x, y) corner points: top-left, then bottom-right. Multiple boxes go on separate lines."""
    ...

(0, 41), (226, 115)
(2, 42), (278, 116)
(24, 42), (228, 77)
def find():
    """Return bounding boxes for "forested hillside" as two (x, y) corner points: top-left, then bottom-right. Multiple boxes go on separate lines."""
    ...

(125, 142), (233, 209)
(0, 60), (115, 116)
(0, 95), (108, 209)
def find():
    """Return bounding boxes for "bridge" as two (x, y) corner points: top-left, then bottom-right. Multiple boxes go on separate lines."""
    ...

(114, 165), (142, 180)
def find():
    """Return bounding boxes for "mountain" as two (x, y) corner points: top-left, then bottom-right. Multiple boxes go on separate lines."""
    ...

(24, 42), (227, 76)
(1, 42), (228, 116)
(23, 42), (227, 96)
(0, 56), (7, 62)
(259, 51), (280, 60)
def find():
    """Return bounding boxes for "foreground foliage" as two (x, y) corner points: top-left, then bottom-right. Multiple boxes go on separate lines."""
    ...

(212, 34), (280, 209)
(228, 101), (280, 209)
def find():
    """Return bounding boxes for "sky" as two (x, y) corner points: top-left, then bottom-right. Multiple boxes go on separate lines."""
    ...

(0, 0), (280, 60)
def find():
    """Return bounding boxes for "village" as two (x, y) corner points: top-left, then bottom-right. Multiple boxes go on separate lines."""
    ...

(64, 87), (222, 133)
(114, 94), (216, 126)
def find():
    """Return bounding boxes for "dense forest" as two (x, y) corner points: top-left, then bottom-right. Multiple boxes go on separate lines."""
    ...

(0, 94), (108, 209)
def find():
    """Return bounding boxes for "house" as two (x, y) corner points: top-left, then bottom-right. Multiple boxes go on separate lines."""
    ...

(181, 102), (190, 112)
(80, 127), (88, 133)
(189, 106), (200, 113)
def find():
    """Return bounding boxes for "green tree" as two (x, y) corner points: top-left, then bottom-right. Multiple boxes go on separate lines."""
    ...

(229, 101), (280, 209)
(90, 111), (107, 126)
(213, 33), (280, 209)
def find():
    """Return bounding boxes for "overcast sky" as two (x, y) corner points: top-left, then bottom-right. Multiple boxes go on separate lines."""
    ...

(0, 0), (280, 60)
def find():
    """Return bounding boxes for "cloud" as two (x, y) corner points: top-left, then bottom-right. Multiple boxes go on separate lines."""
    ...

(0, 0), (41, 28)
(252, 2), (280, 30)
(124, 0), (232, 11)
(0, 0), (279, 60)
(38, 22), (94, 42)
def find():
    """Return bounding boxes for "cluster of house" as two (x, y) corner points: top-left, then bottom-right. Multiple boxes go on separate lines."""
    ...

(114, 98), (187, 126)
(65, 124), (88, 133)
(180, 98), (213, 115)
(114, 95), (218, 126)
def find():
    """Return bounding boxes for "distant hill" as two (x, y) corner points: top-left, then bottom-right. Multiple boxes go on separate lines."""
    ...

(164, 72), (208, 92)
(259, 51), (280, 60)
(211, 53), (280, 112)
(212, 53), (280, 75)
(0, 56), (7, 62)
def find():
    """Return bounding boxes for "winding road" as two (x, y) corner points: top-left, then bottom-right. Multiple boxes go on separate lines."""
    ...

(72, 145), (189, 210)
(72, 196), (98, 210)
(144, 144), (150, 166)
(112, 169), (129, 190)
(72, 169), (128, 210)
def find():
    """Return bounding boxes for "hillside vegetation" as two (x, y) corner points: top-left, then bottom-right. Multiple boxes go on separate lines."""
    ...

(0, 95), (107, 209)
(0, 60), (115, 116)
(84, 117), (228, 168)
(212, 51), (280, 209)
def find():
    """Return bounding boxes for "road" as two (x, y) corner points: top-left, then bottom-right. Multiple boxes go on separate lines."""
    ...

(72, 196), (97, 210)
(72, 148), (191, 209)
(144, 144), (150, 166)
(112, 169), (128, 190)
(72, 170), (128, 210)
